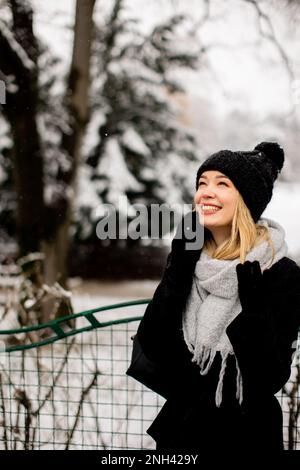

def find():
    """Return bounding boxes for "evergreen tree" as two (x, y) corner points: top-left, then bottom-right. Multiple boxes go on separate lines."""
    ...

(76, 0), (202, 244)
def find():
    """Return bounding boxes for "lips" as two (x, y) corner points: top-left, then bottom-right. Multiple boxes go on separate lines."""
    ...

(199, 204), (222, 216)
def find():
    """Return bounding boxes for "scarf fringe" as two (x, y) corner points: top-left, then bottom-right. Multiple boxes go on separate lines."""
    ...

(215, 351), (228, 407)
(191, 345), (244, 408)
(235, 355), (243, 405)
(194, 344), (217, 374)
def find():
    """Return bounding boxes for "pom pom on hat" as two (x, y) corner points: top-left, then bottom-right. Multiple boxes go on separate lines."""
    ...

(254, 141), (284, 173)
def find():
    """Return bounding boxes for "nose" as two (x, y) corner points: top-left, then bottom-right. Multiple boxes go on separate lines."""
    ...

(201, 185), (217, 195)
(197, 188), (217, 201)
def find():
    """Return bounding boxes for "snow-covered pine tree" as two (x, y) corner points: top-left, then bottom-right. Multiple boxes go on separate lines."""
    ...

(76, 0), (202, 245)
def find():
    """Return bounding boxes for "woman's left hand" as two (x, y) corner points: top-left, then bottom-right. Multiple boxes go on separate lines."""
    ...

(236, 260), (271, 315)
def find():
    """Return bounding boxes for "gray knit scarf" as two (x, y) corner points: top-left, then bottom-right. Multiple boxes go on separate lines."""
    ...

(182, 217), (288, 408)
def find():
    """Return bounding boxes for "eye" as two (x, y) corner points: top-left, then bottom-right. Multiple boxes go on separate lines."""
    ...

(198, 181), (228, 187)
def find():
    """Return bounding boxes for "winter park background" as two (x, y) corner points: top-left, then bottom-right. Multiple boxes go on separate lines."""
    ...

(0, 0), (300, 450)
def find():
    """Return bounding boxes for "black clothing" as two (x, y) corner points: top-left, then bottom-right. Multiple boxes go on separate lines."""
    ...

(136, 221), (300, 451)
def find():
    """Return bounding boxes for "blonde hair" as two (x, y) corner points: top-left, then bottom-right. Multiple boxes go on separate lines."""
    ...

(202, 193), (275, 266)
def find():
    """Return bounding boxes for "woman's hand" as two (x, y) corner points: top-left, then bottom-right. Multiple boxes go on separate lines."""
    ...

(171, 210), (204, 255)
(236, 260), (272, 315)
(165, 210), (203, 291)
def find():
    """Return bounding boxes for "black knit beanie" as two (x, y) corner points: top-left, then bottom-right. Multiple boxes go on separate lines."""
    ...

(195, 142), (284, 223)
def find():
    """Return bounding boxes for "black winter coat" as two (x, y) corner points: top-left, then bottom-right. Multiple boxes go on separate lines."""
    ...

(136, 215), (300, 452)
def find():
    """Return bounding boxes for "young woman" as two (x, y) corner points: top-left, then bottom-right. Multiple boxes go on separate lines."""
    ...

(135, 142), (300, 451)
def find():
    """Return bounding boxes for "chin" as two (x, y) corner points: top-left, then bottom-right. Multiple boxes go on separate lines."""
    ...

(203, 219), (230, 228)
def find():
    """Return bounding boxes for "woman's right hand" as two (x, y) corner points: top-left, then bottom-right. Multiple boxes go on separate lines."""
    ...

(165, 210), (203, 291)
(171, 209), (204, 256)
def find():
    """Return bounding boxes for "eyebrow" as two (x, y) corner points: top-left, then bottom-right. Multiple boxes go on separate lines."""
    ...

(199, 175), (230, 180)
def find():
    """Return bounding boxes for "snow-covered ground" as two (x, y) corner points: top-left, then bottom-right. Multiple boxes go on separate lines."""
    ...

(70, 279), (158, 331)
(71, 279), (157, 312)
(0, 285), (164, 450)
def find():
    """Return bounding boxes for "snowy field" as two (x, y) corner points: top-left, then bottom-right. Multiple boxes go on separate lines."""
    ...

(0, 307), (163, 450)
(0, 279), (163, 450)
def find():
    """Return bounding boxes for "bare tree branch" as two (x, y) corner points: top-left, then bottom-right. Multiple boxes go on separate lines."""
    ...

(241, 0), (294, 79)
(0, 374), (8, 450)
(31, 337), (76, 416)
(65, 369), (100, 450)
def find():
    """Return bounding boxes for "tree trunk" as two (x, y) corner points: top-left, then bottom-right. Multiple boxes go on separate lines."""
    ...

(42, 0), (96, 320)
(0, 0), (44, 257)
(1, 0), (96, 322)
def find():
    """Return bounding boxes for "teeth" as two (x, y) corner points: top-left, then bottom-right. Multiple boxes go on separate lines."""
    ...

(200, 205), (221, 211)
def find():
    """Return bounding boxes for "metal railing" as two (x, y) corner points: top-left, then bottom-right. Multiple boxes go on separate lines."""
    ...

(0, 300), (299, 450)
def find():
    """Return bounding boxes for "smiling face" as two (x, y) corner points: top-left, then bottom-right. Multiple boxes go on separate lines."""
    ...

(194, 170), (239, 233)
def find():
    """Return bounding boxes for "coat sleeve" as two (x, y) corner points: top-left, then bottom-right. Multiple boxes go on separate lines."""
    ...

(226, 258), (300, 404)
(136, 211), (203, 366)
(136, 252), (197, 366)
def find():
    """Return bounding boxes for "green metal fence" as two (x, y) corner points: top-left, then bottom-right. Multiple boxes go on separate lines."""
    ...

(0, 299), (299, 450)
